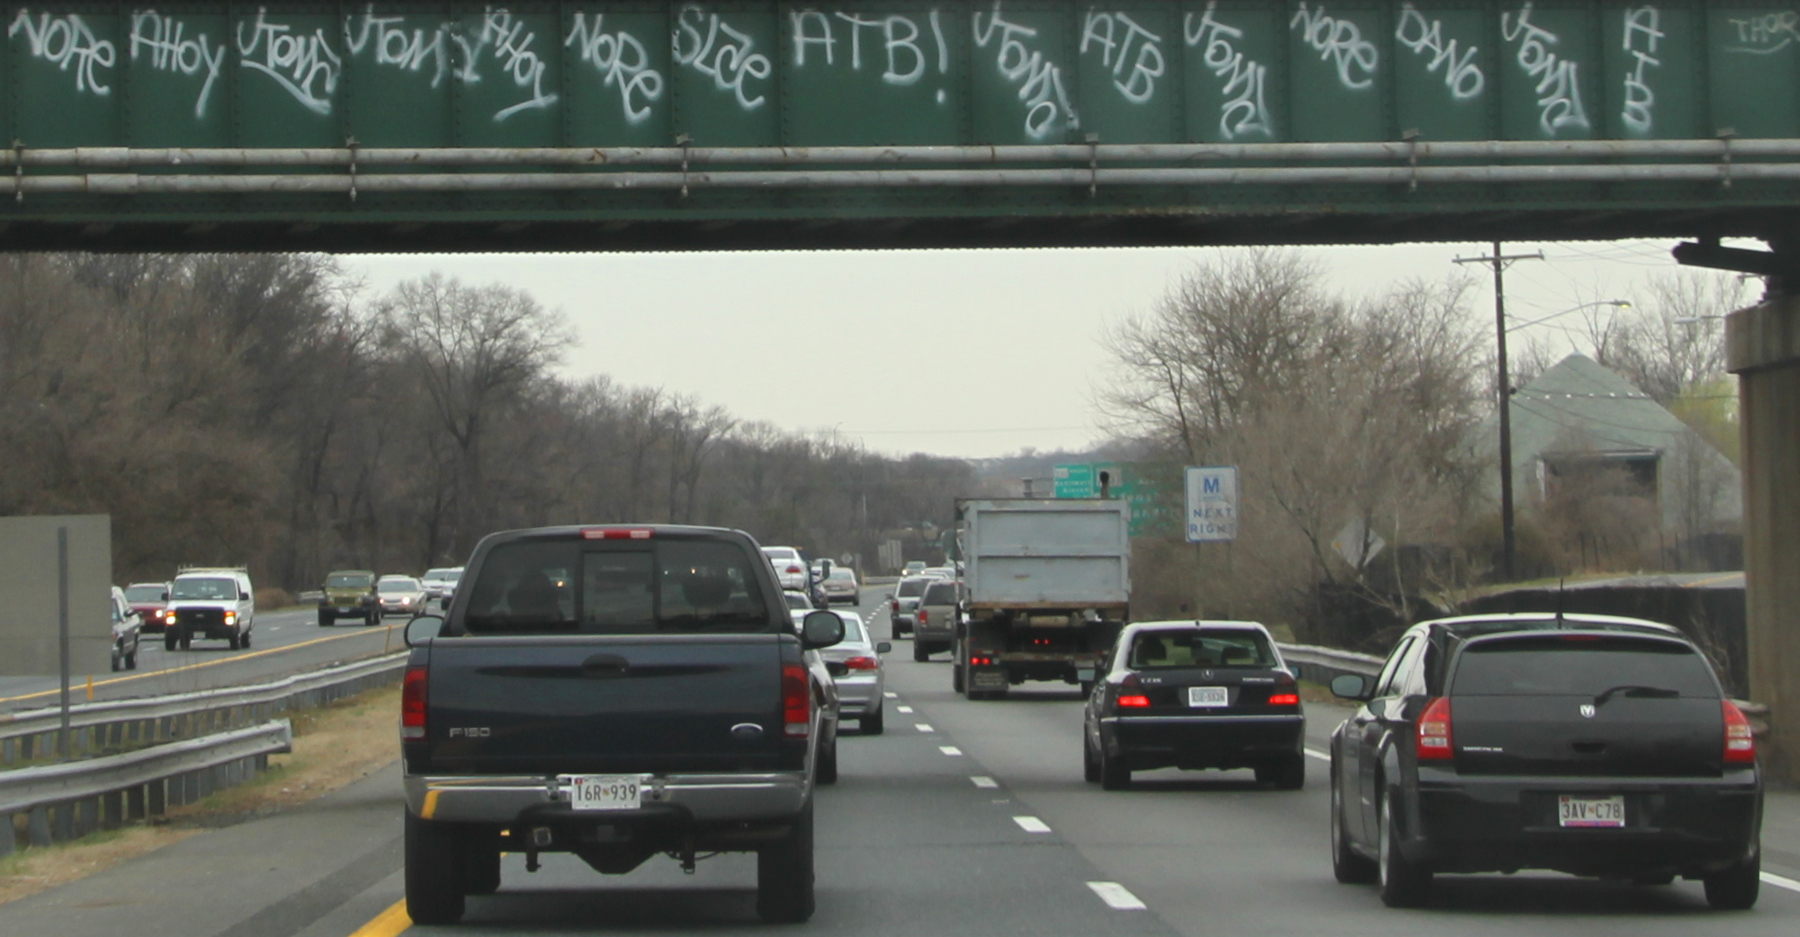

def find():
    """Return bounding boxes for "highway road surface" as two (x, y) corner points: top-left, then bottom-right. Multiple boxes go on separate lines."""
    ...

(5, 586), (1797, 937)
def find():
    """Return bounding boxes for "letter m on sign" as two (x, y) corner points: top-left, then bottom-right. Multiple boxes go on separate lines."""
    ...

(1202, 476), (1220, 495)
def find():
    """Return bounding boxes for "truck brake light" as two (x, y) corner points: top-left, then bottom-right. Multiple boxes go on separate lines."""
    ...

(917, 609), (928, 625)
(970, 656), (994, 667)
(783, 664), (811, 738)
(582, 527), (653, 539)
(1416, 697), (1453, 760)
(401, 666), (427, 740)
(1723, 700), (1756, 764)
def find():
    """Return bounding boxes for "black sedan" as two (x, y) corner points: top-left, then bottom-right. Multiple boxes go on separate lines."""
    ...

(1083, 620), (1306, 790)
(1328, 613), (1763, 909)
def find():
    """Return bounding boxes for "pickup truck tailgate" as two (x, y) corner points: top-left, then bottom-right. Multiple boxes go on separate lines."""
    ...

(424, 634), (788, 774)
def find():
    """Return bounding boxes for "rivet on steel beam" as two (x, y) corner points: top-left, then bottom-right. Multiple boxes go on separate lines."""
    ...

(1403, 129), (1420, 192)
(1718, 128), (1736, 190)
(1086, 133), (1100, 198)
(12, 140), (22, 204)
(346, 137), (359, 202)
(676, 134), (692, 199)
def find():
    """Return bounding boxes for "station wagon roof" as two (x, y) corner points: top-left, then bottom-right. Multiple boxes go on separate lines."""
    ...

(1415, 612), (1682, 638)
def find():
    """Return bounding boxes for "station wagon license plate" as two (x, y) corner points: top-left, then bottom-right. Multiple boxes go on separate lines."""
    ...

(1187, 686), (1229, 708)
(563, 775), (643, 811)
(1558, 794), (1625, 828)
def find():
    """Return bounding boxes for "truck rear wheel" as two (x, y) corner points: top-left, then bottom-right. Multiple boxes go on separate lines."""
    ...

(405, 811), (467, 925)
(913, 642), (930, 663)
(757, 799), (816, 923)
(318, 612), (334, 627)
(952, 662), (965, 694)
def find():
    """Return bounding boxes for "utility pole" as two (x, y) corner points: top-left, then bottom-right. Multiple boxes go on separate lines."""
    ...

(1455, 242), (1543, 581)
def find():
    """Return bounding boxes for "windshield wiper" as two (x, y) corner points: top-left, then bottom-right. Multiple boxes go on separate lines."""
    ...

(1593, 685), (1681, 707)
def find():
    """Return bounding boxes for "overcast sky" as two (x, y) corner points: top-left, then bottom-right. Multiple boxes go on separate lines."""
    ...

(342, 238), (1741, 460)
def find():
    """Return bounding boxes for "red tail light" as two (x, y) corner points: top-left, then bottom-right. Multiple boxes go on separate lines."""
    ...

(917, 609), (928, 625)
(1117, 694), (1151, 708)
(582, 527), (653, 539)
(843, 656), (880, 671)
(1416, 697), (1452, 760)
(783, 664), (811, 738)
(1723, 700), (1756, 764)
(970, 655), (994, 666)
(401, 666), (427, 740)
(1268, 693), (1301, 706)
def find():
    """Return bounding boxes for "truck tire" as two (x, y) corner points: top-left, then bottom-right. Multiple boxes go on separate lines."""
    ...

(815, 737), (839, 785)
(1704, 850), (1761, 910)
(913, 642), (930, 663)
(318, 612), (333, 627)
(952, 662), (965, 694)
(405, 811), (467, 925)
(461, 828), (503, 896)
(240, 628), (252, 649)
(757, 799), (816, 923)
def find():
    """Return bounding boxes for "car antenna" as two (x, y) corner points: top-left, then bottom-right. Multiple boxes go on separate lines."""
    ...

(1555, 577), (1566, 628)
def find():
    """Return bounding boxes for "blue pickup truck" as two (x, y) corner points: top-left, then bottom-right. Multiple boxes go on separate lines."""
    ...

(398, 525), (845, 924)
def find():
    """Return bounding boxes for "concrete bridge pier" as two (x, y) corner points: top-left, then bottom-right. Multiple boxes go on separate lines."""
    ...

(1727, 296), (1800, 783)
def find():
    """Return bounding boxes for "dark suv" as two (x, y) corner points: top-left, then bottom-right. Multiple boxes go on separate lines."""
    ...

(1328, 613), (1763, 909)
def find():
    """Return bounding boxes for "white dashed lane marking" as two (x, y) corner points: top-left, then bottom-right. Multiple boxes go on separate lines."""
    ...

(883, 692), (897, 699)
(897, 705), (914, 713)
(1305, 749), (1330, 762)
(970, 776), (998, 789)
(1013, 816), (1051, 833)
(1765, 871), (1800, 894)
(939, 746), (963, 756)
(915, 723), (934, 733)
(1087, 882), (1147, 910)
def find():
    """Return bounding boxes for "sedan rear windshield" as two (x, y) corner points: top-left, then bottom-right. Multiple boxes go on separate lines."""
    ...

(172, 578), (237, 601)
(1129, 630), (1276, 669)
(463, 539), (775, 635)
(897, 578), (928, 597)
(1451, 636), (1719, 698)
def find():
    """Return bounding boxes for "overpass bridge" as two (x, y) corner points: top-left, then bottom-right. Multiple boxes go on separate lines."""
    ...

(4, 0), (1800, 781)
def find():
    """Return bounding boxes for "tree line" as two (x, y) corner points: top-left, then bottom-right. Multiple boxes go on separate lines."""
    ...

(0, 254), (972, 593)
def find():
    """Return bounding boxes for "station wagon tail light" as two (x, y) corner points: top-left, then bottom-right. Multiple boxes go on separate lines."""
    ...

(844, 656), (879, 671)
(401, 666), (427, 740)
(582, 527), (653, 540)
(917, 610), (928, 625)
(783, 664), (811, 738)
(1268, 693), (1300, 707)
(1417, 697), (1453, 760)
(1117, 694), (1151, 708)
(1723, 700), (1756, 764)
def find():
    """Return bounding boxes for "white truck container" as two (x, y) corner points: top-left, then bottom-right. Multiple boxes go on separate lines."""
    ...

(953, 499), (1130, 699)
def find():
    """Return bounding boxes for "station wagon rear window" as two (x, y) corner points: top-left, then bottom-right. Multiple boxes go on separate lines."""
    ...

(922, 582), (959, 604)
(897, 578), (928, 597)
(1129, 629), (1277, 669)
(1451, 636), (1718, 698)
(124, 585), (165, 603)
(462, 538), (774, 635)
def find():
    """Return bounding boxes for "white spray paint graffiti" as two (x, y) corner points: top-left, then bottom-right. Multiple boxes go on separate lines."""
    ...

(673, 6), (772, 110)
(1290, 3), (1377, 91)
(565, 14), (664, 124)
(9, 9), (116, 96)
(236, 8), (340, 116)
(1502, 3), (1589, 135)
(1395, 4), (1483, 100)
(974, 2), (1078, 139)
(343, 8), (450, 89)
(1081, 12), (1164, 104)
(1184, 3), (1272, 140)
(1725, 12), (1800, 55)
(130, 12), (226, 118)
(479, 10), (560, 121)
(1620, 7), (1662, 134)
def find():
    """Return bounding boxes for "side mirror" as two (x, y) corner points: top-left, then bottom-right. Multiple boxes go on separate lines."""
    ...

(876, 641), (892, 654)
(799, 610), (844, 650)
(404, 615), (445, 647)
(1331, 673), (1373, 701)
(240, 591), (251, 601)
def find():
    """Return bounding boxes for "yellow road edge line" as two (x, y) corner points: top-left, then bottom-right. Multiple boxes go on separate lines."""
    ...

(347, 899), (412, 937)
(0, 623), (403, 705)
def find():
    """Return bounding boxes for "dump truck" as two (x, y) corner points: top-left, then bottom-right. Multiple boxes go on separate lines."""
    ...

(952, 499), (1130, 700)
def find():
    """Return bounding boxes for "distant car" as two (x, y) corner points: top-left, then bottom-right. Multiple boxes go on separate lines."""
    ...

(1328, 613), (1764, 910)
(1084, 620), (1304, 791)
(124, 581), (171, 633)
(783, 590), (815, 611)
(420, 567), (463, 600)
(110, 585), (141, 672)
(919, 567), (956, 580)
(889, 575), (931, 637)
(377, 575), (430, 618)
(822, 566), (860, 604)
(164, 567), (256, 651)
(762, 546), (809, 591)
(320, 569), (380, 626)
(794, 608), (890, 735)
(913, 578), (960, 661)
(902, 561), (927, 577)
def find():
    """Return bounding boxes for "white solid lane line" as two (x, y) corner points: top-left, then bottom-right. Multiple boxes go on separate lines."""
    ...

(1087, 882), (1148, 910)
(1013, 816), (1052, 833)
(1304, 749), (1331, 762)
(939, 746), (963, 756)
(915, 723), (934, 732)
(970, 776), (998, 789)
(1764, 871), (1800, 894)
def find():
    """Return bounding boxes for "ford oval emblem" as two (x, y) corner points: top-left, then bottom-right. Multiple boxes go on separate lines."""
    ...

(730, 723), (766, 742)
(1579, 704), (1597, 719)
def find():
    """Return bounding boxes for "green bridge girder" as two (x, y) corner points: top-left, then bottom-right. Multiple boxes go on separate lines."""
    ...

(1, 0), (1799, 251)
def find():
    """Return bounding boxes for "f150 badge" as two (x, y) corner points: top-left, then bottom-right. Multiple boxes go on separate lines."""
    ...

(449, 727), (492, 738)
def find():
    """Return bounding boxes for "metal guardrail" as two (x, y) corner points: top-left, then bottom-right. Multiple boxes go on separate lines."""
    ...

(0, 652), (406, 765)
(1277, 642), (1384, 685)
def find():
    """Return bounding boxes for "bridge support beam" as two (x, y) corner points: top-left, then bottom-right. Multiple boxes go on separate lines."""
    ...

(1727, 295), (1800, 782)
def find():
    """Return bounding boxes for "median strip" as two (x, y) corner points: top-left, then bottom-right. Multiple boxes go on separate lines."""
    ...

(1087, 881), (1147, 910)
(1012, 816), (1051, 833)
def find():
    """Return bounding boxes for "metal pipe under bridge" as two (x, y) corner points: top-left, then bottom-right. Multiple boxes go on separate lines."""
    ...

(0, 0), (1795, 251)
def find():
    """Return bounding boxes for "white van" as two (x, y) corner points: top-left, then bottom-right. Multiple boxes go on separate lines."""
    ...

(165, 567), (256, 651)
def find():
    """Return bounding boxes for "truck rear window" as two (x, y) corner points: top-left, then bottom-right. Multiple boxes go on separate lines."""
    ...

(922, 582), (959, 604)
(1129, 629), (1275, 669)
(462, 539), (775, 635)
(1451, 636), (1718, 698)
(897, 578), (928, 597)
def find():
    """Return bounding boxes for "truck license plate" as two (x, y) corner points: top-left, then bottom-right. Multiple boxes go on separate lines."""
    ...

(563, 775), (644, 811)
(1558, 794), (1625, 828)
(1187, 686), (1229, 707)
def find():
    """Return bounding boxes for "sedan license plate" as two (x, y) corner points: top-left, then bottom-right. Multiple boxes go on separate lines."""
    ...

(1187, 686), (1229, 708)
(1558, 794), (1625, 828)
(563, 775), (644, 811)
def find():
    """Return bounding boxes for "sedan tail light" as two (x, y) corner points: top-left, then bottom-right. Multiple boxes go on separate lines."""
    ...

(1117, 694), (1151, 708)
(1416, 697), (1453, 760)
(783, 664), (811, 738)
(843, 656), (880, 671)
(1267, 693), (1300, 707)
(401, 666), (428, 740)
(1723, 700), (1756, 764)
(917, 609), (929, 625)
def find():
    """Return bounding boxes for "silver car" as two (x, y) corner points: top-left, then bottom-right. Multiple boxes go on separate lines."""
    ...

(793, 608), (890, 734)
(888, 575), (931, 638)
(377, 576), (429, 618)
(420, 566), (462, 600)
